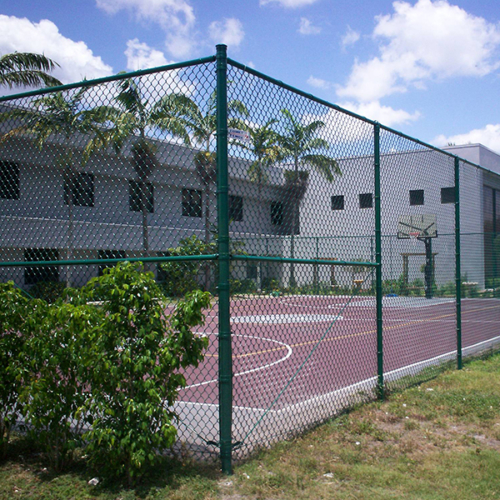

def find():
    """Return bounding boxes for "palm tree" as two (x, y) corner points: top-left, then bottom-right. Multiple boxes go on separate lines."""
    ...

(0, 87), (112, 286)
(104, 77), (193, 266)
(157, 91), (248, 289)
(239, 118), (282, 200)
(277, 108), (341, 288)
(234, 118), (283, 288)
(0, 52), (61, 89)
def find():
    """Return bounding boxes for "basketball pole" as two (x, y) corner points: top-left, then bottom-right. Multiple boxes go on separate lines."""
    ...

(423, 237), (433, 299)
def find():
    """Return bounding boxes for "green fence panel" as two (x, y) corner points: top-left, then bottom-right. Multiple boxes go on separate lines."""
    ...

(1, 45), (500, 472)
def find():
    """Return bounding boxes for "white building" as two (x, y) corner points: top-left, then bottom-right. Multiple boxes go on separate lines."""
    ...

(0, 103), (498, 294)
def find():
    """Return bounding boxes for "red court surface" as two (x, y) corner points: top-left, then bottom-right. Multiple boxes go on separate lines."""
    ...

(173, 295), (500, 451)
(180, 295), (500, 407)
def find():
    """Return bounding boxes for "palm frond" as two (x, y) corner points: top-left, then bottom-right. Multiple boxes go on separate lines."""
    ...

(0, 53), (61, 88)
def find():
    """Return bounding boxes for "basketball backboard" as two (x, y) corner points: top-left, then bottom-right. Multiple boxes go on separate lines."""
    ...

(397, 214), (437, 239)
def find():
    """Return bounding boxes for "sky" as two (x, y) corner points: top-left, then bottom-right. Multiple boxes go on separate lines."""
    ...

(0, 0), (499, 152)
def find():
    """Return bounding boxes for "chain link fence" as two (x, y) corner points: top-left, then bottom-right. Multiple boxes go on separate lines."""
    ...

(1, 45), (500, 472)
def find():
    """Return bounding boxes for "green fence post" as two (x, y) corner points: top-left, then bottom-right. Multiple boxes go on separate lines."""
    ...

(455, 156), (462, 370)
(216, 44), (233, 474)
(374, 123), (384, 398)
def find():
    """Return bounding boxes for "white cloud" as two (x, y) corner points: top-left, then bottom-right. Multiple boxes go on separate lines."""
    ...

(208, 18), (245, 47)
(341, 26), (360, 48)
(124, 39), (196, 98)
(96, 0), (196, 58)
(307, 75), (332, 90)
(298, 18), (321, 35)
(337, 0), (500, 102)
(0, 15), (112, 85)
(434, 124), (500, 154)
(340, 100), (421, 127)
(125, 38), (170, 70)
(260, 0), (319, 8)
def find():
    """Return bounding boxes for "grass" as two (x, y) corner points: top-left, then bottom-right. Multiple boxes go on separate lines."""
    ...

(2, 352), (500, 499)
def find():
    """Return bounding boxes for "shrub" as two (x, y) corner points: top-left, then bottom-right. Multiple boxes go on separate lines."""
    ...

(261, 277), (280, 293)
(29, 280), (66, 303)
(230, 278), (257, 295)
(158, 235), (207, 297)
(18, 290), (97, 470)
(0, 282), (30, 457)
(82, 262), (211, 483)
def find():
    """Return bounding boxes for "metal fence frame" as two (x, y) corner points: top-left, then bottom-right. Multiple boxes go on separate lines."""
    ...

(1, 44), (499, 474)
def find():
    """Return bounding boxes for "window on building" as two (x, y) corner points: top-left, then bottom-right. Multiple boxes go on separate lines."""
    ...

(359, 193), (373, 209)
(0, 160), (20, 200)
(64, 173), (94, 207)
(247, 262), (258, 280)
(409, 189), (424, 206)
(182, 188), (202, 217)
(441, 187), (455, 204)
(229, 195), (243, 221)
(331, 195), (344, 211)
(129, 180), (154, 213)
(98, 249), (126, 276)
(24, 248), (59, 285)
(270, 201), (283, 225)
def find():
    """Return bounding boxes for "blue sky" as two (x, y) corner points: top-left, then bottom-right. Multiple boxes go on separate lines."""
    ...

(0, 0), (499, 151)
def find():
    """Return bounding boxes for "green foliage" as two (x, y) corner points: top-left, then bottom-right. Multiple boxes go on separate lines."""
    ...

(0, 283), (30, 457)
(29, 280), (66, 303)
(82, 262), (210, 484)
(230, 278), (257, 295)
(159, 235), (208, 297)
(19, 292), (97, 470)
(0, 262), (211, 481)
(262, 277), (280, 293)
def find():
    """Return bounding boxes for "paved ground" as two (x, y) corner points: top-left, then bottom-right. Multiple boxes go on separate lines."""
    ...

(173, 295), (500, 454)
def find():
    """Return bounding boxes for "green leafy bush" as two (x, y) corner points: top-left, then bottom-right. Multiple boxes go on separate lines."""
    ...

(29, 280), (66, 303)
(158, 235), (207, 297)
(19, 292), (97, 470)
(82, 262), (211, 483)
(0, 262), (211, 480)
(230, 278), (257, 295)
(262, 277), (280, 293)
(0, 282), (30, 457)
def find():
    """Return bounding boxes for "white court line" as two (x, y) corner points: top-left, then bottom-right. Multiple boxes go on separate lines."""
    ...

(231, 314), (343, 324)
(276, 333), (500, 413)
(183, 333), (293, 390)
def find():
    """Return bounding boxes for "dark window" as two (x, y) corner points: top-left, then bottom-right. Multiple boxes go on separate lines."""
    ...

(409, 189), (424, 206)
(0, 160), (20, 200)
(359, 193), (373, 209)
(229, 195), (243, 222)
(129, 180), (154, 213)
(64, 173), (94, 207)
(247, 263), (258, 280)
(98, 249), (126, 276)
(271, 201), (283, 225)
(182, 188), (202, 217)
(24, 248), (59, 285)
(331, 195), (344, 211)
(441, 187), (455, 204)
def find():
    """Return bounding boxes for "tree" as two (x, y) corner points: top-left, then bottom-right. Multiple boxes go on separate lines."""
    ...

(0, 87), (113, 286)
(277, 109), (341, 288)
(0, 52), (61, 89)
(235, 118), (283, 288)
(157, 91), (248, 289)
(103, 78), (199, 267)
